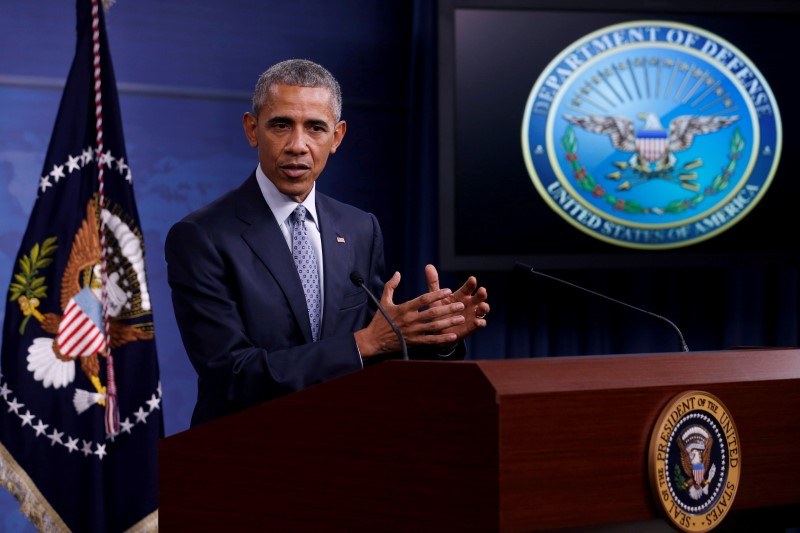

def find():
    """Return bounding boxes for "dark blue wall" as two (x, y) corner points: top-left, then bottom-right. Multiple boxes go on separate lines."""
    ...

(0, 1), (413, 528)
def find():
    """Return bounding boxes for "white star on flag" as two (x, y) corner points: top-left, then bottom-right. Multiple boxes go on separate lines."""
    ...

(99, 150), (114, 168)
(33, 420), (49, 436)
(6, 398), (23, 414)
(47, 428), (65, 446)
(146, 394), (161, 411)
(39, 175), (52, 193)
(134, 406), (149, 423)
(66, 154), (81, 172)
(65, 437), (80, 453)
(95, 443), (107, 460)
(81, 440), (94, 456)
(120, 417), (134, 434)
(19, 410), (35, 427)
(50, 164), (66, 183)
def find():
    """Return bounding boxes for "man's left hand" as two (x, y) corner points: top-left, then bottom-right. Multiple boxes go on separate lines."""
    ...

(424, 264), (489, 341)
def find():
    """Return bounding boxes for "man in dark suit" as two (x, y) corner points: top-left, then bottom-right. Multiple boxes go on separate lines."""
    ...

(165, 59), (489, 427)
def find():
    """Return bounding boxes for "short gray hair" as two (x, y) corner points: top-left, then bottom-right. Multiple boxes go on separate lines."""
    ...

(251, 59), (342, 121)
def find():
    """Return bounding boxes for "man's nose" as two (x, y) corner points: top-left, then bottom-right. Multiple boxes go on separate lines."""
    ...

(285, 129), (309, 153)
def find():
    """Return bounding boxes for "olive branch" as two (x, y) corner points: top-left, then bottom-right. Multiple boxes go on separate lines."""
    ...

(562, 126), (647, 214)
(664, 127), (745, 214)
(673, 464), (691, 491)
(9, 236), (57, 334)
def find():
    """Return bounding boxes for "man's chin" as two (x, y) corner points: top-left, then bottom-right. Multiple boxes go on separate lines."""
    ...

(276, 180), (314, 201)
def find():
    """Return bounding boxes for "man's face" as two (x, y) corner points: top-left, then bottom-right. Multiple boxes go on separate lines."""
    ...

(243, 84), (346, 203)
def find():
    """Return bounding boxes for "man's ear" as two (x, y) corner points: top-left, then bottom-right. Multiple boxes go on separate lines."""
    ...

(243, 112), (258, 148)
(330, 120), (347, 154)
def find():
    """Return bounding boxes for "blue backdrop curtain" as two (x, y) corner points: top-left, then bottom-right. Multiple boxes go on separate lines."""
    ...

(402, 0), (439, 305)
(403, 1), (800, 360)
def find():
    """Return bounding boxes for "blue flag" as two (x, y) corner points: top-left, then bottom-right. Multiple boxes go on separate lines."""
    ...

(0, 0), (162, 531)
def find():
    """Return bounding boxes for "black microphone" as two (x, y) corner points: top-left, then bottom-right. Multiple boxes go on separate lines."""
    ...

(350, 271), (408, 361)
(514, 262), (689, 353)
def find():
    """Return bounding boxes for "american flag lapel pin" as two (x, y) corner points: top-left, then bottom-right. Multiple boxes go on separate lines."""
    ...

(336, 234), (346, 244)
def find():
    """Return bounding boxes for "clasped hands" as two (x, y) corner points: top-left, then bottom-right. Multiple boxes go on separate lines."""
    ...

(355, 264), (489, 359)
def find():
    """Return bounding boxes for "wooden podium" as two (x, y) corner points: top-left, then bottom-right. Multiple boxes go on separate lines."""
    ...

(159, 349), (800, 531)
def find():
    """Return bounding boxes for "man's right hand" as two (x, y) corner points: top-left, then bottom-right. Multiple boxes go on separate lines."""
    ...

(354, 271), (465, 358)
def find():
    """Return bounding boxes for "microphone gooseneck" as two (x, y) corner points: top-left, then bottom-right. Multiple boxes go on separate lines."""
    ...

(350, 271), (408, 360)
(514, 262), (689, 353)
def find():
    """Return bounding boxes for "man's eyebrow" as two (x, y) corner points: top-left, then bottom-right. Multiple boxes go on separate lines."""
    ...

(266, 115), (295, 125)
(305, 118), (330, 129)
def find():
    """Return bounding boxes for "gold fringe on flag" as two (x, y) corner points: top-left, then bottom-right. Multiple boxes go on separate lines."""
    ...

(0, 441), (69, 532)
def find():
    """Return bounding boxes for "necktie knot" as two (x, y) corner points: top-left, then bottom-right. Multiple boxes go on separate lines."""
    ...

(291, 204), (307, 225)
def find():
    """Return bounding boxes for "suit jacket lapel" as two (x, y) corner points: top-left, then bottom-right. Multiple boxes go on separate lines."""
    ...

(317, 193), (352, 339)
(235, 174), (313, 342)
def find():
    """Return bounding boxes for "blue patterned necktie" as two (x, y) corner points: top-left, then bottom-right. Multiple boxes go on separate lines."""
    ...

(290, 205), (321, 342)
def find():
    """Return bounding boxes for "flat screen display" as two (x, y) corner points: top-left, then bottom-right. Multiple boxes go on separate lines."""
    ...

(439, 0), (799, 269)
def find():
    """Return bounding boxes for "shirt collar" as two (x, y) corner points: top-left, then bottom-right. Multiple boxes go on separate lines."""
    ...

(255, 165), (319, 229)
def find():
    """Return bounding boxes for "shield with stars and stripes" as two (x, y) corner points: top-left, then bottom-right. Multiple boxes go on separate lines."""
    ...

(635, 129), (669, 162)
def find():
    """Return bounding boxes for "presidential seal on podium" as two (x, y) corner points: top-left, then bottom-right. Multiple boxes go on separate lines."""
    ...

(648, 390), (741, 532)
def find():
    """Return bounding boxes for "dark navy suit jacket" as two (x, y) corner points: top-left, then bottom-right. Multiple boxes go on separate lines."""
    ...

(166, 174), (384, 426)
(166, 173), (388, 426)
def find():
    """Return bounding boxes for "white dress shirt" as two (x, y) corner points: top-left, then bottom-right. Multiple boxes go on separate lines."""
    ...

(255, 165), (325, 320)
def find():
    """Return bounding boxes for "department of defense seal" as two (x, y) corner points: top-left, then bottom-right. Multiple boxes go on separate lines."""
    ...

(521, 21), (782, 249)
(648, 391), (741, 532)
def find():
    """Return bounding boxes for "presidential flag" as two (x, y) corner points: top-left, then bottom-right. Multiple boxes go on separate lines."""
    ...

(0, 1), (162, 531)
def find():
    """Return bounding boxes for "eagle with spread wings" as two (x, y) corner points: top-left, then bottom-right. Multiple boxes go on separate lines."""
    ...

(677, 425), (715, 500)
(564, 112), (739, 171)
(26, 200), (153, 413)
